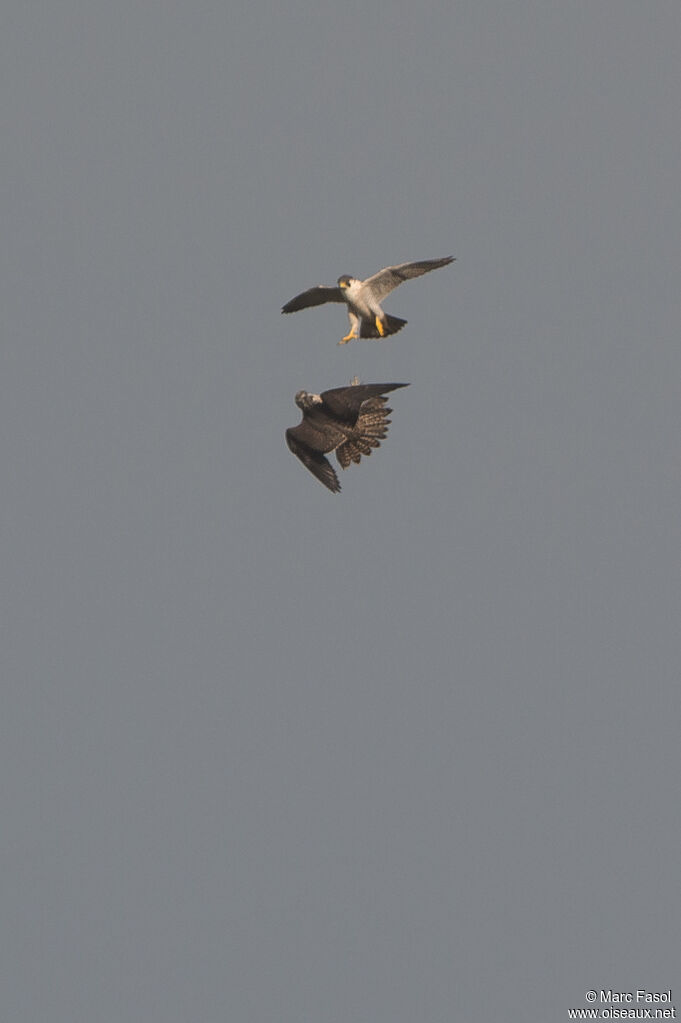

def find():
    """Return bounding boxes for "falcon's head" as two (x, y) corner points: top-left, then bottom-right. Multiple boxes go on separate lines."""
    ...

(294, 390), (323, 411)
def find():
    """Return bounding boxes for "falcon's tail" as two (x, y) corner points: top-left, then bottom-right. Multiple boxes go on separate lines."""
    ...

(336, 399), (393, 469)
(359, 314), (407, 339)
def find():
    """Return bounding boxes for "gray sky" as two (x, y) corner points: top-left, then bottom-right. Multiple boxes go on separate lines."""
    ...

(2, 2), (679, 1021)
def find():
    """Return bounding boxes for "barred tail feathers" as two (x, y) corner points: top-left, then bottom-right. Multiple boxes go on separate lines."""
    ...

(336, 399), (393, 469)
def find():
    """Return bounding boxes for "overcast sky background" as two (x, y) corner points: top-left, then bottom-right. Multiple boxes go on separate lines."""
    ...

(1, 2), (680, 1021)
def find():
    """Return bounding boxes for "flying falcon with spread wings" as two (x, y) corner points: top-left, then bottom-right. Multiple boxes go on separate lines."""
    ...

(285, 382), (409, 492)
(281, 257), (455, 343)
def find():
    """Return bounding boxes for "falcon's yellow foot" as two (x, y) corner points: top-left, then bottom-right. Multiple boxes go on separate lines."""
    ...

(338, 331), (358, 344)
(375, 316), (386, 337)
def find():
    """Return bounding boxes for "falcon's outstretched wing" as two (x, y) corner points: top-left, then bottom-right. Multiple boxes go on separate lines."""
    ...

(321, 383), (408, 423)
(282, 285), (345, 314)
(286, 426), (341, 493)
(363, 257), (455, 302)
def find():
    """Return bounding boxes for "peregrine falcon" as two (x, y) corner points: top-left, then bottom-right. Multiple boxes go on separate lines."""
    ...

(285, 383), (409, 492)
(281, 257), (455, 343)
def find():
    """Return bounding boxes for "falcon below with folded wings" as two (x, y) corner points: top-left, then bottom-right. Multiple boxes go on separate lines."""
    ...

(285, 382), (409, 492)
